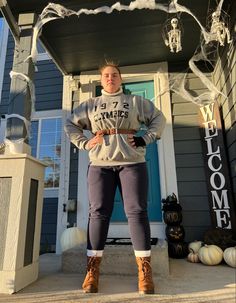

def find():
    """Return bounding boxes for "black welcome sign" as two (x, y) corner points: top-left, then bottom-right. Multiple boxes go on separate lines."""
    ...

(199, 102), (236, 232)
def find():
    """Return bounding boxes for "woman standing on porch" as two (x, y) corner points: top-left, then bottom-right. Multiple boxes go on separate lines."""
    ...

(65, 62), (166, 294)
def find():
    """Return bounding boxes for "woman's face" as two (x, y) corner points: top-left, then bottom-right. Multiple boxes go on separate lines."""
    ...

(101, 66), (122, 93)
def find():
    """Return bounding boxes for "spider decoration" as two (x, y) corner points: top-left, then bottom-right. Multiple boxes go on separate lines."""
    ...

(163, 17), (183, 53)
(207, 9), (232, 46)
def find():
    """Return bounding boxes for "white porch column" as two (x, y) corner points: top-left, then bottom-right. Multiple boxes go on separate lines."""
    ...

(0, 12), (47, 294)
(0, 154), (46, 294)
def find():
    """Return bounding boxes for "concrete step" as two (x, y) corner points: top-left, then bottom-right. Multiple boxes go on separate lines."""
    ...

(62, 239), (169, 277)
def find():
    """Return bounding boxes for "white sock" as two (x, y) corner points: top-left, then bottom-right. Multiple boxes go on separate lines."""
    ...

(87, 249), (104, 257)
(134, 250), (151, 257)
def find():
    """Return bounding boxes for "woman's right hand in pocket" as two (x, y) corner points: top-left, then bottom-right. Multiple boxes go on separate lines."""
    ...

(87, 134), (103, 149)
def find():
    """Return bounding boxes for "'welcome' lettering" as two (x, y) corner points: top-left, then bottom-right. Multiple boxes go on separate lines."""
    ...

(200, 102), (233, 229)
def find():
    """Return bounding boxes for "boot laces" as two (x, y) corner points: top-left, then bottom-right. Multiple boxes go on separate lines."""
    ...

(140, 258), (152, 280)
(87, 257), (99, 280)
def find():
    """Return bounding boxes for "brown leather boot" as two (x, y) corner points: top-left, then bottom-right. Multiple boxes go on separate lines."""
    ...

(82, 256), (102, 293)
(136, 256), (155, 294)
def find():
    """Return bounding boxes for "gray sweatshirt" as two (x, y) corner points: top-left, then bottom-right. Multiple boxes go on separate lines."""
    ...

(65, 88), (166, 166)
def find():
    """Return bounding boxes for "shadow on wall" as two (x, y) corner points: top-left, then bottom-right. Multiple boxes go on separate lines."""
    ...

(172, 84), (211, 242)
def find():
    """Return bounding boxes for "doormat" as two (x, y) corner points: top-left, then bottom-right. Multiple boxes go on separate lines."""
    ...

(106, 238), (158, 245)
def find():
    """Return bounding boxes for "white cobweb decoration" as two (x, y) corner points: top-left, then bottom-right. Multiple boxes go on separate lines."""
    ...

(16, 0), (233, 125)
(4, 0), (233, 148)
(27, 0), (232, 107)
(170, 40), (227, 106)
(167, 0), (232, 106)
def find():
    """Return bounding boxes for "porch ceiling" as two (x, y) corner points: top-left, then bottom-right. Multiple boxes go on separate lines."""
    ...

(3, 0), (226, 74)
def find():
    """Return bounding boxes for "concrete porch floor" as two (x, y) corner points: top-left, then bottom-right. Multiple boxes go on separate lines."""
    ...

(0, 253), (235, 303)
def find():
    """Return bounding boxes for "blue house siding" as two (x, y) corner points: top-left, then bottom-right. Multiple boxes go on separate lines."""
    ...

(0, 32), (63, 115)
(40, 198), (58, 253)
(0, 34), (13, 115)
(35, 60), (63, 111)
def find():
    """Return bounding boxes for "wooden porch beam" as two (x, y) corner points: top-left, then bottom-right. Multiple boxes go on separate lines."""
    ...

(0, 0), (20, 43)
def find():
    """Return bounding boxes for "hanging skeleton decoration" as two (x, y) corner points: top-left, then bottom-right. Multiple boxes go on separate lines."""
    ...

(209, 10), (232, 46)
(164, 18), (182, 53)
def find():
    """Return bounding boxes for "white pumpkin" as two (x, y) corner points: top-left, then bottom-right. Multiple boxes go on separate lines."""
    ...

(198, 244), (223, 265)
(60, 227), (87, 252)
(188, 241), (203, 253)
(223, 247), (236, 268)
(187, 249), (200, 263)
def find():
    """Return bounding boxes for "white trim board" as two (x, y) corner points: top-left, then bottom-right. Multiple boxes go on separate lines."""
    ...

(31, 110), (62, 198)
(75, 62), (178, 240)
(31, 109), (62, 119)
(56, 76), (73, 254)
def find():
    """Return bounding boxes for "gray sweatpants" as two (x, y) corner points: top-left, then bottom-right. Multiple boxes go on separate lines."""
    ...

(87, 162), (151, 251)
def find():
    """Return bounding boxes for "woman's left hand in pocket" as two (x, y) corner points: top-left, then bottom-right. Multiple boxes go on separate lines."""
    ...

(127, 134), (137, 149)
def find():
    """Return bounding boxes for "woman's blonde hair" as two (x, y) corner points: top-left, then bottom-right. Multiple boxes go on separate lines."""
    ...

(99, 60), (121, 75)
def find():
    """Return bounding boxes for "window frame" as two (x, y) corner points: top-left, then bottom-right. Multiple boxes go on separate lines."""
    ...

(37, 40), (50, 61)
(31, 109), (62, 193)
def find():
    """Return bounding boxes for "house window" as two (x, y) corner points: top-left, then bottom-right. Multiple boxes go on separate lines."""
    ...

(0, 17), (7, 56)
(37, 40), (46, 54)
(37, 40), (50, 60)
(0, 18), (3, 36)
(0, 18), (9, 105)
(30, 117), (62, 188)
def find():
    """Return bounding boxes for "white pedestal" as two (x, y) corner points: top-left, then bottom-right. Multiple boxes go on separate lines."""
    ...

(0, 154), (46, 294)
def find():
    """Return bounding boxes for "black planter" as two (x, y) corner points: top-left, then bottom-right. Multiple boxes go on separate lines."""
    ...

(165, 225), (185, 242)
(168, 241), (189, 258)
(162, 193), (187, 259)
(162, 201), (182, 212)
(163, 210), (182, 225)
